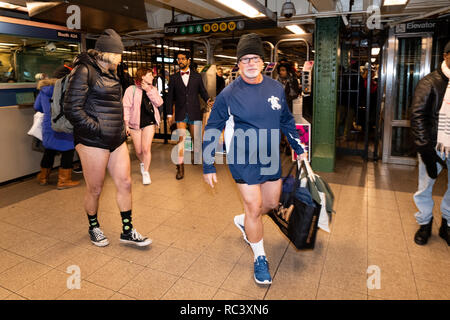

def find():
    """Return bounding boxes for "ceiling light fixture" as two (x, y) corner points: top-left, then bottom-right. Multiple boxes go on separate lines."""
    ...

(0, 1), (28, 12)
(382, 0), (408, 6)
(215, 54), (237, 60)
(285, 25), (306, 35)
(215, 0), (265, 18)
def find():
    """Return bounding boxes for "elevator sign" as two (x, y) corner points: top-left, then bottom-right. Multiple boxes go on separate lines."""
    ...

(395, 20), (437, 33)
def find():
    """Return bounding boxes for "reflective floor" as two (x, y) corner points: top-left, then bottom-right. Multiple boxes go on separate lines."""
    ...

(0, 142), (449, 300)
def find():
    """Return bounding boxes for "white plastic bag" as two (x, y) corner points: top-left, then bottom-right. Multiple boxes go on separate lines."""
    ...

(298, 159), (332, 233)
(317, 191), (331, 232)
(28, 112), (44, 141)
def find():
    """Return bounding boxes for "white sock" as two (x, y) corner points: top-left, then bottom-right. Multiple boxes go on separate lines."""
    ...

(249, 239), (266, 261)
(236, 213), (245, 226)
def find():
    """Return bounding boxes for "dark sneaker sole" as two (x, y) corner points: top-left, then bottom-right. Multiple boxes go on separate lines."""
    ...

(120, 238), (152, 247)
(254, 275), (272, 285)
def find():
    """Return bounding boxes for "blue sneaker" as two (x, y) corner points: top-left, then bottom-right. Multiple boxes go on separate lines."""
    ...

(234, 215), (250, 244)
(254, 255), (272, 285)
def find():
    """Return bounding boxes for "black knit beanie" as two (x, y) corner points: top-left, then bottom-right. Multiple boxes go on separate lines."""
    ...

(236, 33), (264, 61)
(94, 29), (124, 54)
(53, 65), (71, 79)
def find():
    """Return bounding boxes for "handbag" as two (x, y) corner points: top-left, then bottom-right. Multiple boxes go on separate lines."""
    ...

(28, 111), (44, 141)
(31, 137), (45, 153)
(268, 160), (321, 250)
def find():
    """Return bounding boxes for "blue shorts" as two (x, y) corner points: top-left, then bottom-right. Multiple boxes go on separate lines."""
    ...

(235, 177), (280, 185)
(177, 114), (202, 126)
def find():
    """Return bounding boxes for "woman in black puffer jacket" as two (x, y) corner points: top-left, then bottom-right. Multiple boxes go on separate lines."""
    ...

(64, 29), (151, 248)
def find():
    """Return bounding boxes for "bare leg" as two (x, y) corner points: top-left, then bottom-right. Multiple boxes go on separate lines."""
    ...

(75, 144), (109, 215)
(176, 122), (187, 164)
(189, 122), (202, 164)
(107, 142), (132, 212)
(236, 183), (263, 243)
(129, 128), (143, 163)
(141, 125), (155, 172)
(260, 179), (282, 214)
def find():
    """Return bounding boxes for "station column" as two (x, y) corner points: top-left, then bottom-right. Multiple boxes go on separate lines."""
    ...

(312, 17), (340, 172)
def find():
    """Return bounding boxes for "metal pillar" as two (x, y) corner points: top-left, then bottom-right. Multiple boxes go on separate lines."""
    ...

(364, 31), (372, 161)
(312, 17), (340, 172)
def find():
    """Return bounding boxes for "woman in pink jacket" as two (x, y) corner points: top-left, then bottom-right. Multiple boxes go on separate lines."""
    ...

(123, 68), (163, 185)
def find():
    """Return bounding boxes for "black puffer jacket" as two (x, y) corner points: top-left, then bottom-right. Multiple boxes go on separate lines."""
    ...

(64, 52), (126, 150)
(411, 66), (448, 151)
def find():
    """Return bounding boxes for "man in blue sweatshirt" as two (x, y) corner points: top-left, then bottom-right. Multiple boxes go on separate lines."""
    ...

(202, 33), (307, 284)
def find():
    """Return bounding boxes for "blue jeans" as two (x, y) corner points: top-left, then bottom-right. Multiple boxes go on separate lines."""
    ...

(414, 151), (450, 226)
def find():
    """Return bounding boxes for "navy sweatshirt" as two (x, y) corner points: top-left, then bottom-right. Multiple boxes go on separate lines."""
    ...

(202, 75), (304, 185)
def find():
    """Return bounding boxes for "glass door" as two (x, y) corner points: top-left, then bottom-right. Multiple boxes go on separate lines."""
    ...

(382, 30), (432, 165)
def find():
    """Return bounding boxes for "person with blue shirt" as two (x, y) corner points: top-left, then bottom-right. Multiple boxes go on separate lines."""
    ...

(202, 33), (308, 284)
(34, 65), (80, 189)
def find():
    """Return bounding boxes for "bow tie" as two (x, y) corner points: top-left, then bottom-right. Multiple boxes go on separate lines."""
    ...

(181, 71), (190, 76)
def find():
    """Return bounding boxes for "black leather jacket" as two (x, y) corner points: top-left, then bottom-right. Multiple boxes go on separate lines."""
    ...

(411, 66), (448, 152)
(64, 52), (126, 150)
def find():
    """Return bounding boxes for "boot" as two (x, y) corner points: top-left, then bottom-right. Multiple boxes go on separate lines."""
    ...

(439, 218), (450, 246)
(57, 168), (80, 190)
(176, 164), (184, 180)
(414, 217), (433, 245)
(37, 168), (51, 186)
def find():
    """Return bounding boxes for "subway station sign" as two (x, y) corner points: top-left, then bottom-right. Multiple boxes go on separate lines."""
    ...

(164, 16), (276, 36)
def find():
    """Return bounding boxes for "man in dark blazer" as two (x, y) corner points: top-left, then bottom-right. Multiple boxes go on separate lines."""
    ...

(165, 51), (213, 180)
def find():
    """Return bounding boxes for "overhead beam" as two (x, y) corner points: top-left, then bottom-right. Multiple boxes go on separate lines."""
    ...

(148, 0), (230, 19)
(309, 0), (337, 12)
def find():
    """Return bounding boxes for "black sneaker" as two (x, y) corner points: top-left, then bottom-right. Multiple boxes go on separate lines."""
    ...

(120, 228), (152, 247)
(414, 218), (433, 246)
(439, 218), (450, 246)
(89, 227), (109, 247)
(73, 165), (83, 174)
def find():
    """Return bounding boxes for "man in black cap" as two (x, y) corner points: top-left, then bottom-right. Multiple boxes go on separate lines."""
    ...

(202, 33), (308, 284)
(411, 40), (450, 246)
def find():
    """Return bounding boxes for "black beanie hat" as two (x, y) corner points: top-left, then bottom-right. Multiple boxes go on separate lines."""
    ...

(53, 65), (71, 79)
(94, 29), (124, 54)
(236, 33), (264, 61)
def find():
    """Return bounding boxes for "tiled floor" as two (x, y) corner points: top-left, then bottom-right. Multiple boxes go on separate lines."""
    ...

(0, 142), (449, 300)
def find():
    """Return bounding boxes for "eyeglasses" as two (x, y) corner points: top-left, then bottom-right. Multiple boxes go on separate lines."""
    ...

(239, 56), (261, 64)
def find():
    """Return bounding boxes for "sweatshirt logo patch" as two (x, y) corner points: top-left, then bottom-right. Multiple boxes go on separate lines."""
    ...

(268, 96), (281, 110)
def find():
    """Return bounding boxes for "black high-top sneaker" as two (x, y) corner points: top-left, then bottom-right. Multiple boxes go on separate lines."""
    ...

(89, 227), (109, 247)
(414, 217), (433, 245)
(439, 218), (450, 246)
(120, 228), (152, 247)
